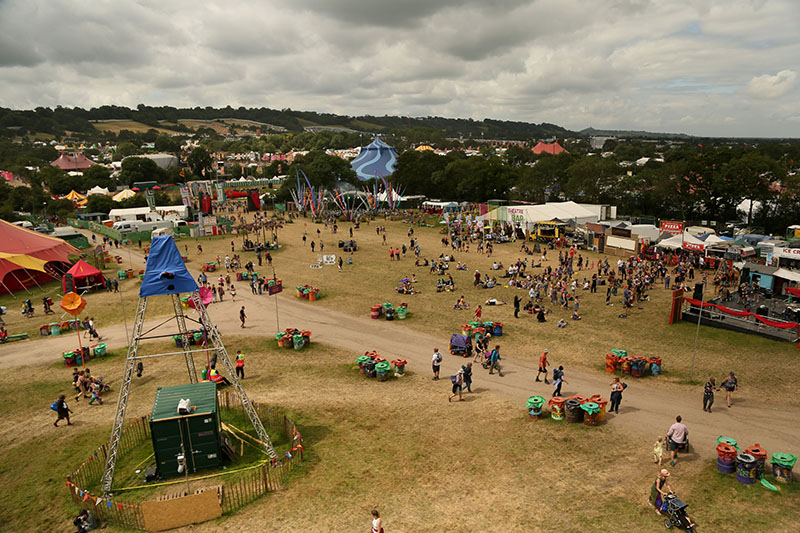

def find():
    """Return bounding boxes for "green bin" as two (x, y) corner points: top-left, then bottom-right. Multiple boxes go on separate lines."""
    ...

(293, 335), (305, 349)
(396, 306), (407, 319)
(50, 323), (61, 336)
(93, 343), (107, 356)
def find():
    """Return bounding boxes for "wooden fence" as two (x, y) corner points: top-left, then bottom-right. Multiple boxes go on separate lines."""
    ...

(65, 397), (304, 530)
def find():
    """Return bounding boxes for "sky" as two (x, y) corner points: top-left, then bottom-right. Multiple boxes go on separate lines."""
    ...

(0, 0), (798, 137)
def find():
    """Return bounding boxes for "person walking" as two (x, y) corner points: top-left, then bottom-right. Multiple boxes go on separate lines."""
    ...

(609, 377), (625, 413)
(239, 306), (247, 328)
(513, 294), (521, 318)
(703, 377), (718, 412)
(461, 362), (473, 392)
(53, 394), (73, 427)
(552, 365), (566, 397)
(449, 368), (464, 402)
(721, 372), (738, 408)
(218, 285), (225, 301)
(488, 345), (504, 376)
(535, 349), (550, 383)
(230, 285), (237, 302)
(431, 348), (442, 380)
(235, 350), (245, 379)
(666, 415), (688, 466)
(473, 305), (482, 320)
(371, 510), (383, 533)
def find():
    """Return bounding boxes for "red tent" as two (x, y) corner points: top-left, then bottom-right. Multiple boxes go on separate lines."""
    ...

(0, 220), (79, 294)
(63, 259), (105, 292)
(532, 141), (567, 155)
(51, 152), (96, 171)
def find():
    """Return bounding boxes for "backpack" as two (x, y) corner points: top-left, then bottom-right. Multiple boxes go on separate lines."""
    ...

(450, 375), (458, 384)
(50, 401), (59, 412)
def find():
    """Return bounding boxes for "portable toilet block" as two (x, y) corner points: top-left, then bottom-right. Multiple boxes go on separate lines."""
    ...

(150, 382), (221, 477)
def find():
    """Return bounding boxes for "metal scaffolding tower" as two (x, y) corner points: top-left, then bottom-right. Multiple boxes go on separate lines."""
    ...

(100, 291), (276, 495)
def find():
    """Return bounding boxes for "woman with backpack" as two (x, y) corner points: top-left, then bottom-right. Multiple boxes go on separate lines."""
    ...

(449, 368), (464, 402)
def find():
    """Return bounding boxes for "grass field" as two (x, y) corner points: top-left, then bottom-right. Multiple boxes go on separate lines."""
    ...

(2, 336), (797, 532)
(3, 211), (800, 532)
(90, 120), (177, 135)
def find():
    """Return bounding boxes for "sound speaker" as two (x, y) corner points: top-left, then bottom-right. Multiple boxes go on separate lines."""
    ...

(64, 273), (75, 293)
(692, 283), (704, 300)
(741, 267), (750, 281)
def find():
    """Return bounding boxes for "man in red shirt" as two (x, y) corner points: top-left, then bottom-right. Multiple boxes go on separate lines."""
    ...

(535, 349), (550, 383)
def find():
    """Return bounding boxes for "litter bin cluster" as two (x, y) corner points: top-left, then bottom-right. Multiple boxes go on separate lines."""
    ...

(296, 285), (320, 301)
(467, 320), (503, 337)
(535, 394), (608, 426)
(276, 328), (312, 350)
(356, 351), (402, 381)
(605, 349), (661, 376)
(370, 302), (408, 320)
(236, 271), (258, 281)
(715, 435), (796, 486)
(171, 328), (208, 348)
(62, 346), (98, 367)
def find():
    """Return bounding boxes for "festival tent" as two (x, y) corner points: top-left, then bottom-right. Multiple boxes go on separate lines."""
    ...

(112, 189), (136, 202)
(139, 235), (198, 297)
(51, 152), (95, 171)
(656, 232), (706, 251)
(532, 141), (567, 155)
(0, 219), (78, 294)
(63, 259), (105, 292)
(86, 185), (110, 196)
(62, 190), (87, 202)
(350, 138), (398, 181)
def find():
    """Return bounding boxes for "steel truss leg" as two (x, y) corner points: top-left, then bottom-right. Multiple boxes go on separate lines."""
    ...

(172, 294), (198, 383)
(190, 292), (277, 459)
(101, 297), (148, 494)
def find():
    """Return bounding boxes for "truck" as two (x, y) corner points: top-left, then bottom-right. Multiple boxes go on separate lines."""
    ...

(113, 220), (177, 234)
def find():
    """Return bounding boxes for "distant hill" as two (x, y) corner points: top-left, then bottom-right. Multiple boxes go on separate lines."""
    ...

(0, 105), (578, 140)
(580, 127), (693, 139)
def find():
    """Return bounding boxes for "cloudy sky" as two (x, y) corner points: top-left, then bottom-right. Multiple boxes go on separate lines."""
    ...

(1, 0), (798, 137)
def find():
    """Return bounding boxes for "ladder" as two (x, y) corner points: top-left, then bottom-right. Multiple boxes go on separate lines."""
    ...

(100, 292), (276, 495)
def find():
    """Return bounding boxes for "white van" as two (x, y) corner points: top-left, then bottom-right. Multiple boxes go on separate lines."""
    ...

(112, 221), (137, 233)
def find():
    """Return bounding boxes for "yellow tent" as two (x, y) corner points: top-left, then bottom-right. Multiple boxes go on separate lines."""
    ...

(112, 189), (136, 202)
(62, 190), (87, 201)
(415, 145), (434, 151)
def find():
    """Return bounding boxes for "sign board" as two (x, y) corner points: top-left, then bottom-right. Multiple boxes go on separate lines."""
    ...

(216, 183), (226, 204)
(268, 280), (283, 295)
(775, 247), (800, 260)
(682, 241), (704, 252)
(323, 254), (336, 265)
(507, 207), (527, 224)
(606, 235), (636, 251)
(660, 221), (684, 235)
(310, 264), (322, 269)
(611, 226), (631, 238)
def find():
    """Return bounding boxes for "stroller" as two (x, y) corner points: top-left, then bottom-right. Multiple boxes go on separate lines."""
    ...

(449, 334), (472, 358)
(663, 494), (696, 532)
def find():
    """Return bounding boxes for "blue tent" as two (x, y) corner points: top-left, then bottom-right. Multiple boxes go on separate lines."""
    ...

(350, 138), (398, 181)
(139, 236), (199, 297)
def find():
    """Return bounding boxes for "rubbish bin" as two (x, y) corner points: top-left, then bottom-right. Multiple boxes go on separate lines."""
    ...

(589, 395), (608, 422)
(630, 357), (647, 378)
(716, 436), (739, 450)
(648, 357), (663, 375)
(736, 453), (758, 484)
(716, 443), (738, 474)
(371, 305), (382, 319)
(309, 290), (318, 302)
(363, 359), (377, 378)
(385, 308), (395, 321)
(770, 453), (797, 483)
(62, 352), (75, 367)
(620, 357), (632, 375)
(376, 361), (391, 381)
(50, 323), (61, 336)
(356, 355), (373, 374)
(276, 332), (286, 347)
(392, 359), (408, 375)
(526, 395), (546, 419)
(611, 349), (627, 358)
(93, 343), (106, 356)
(605, 353), (618, 372)
(493, 322), (503, 337)
(462, 324), (472, 336)
(40, 324), (50, 337)
(396, 306), (407, 320)
(581, 402), (601, 426)
(293, 334), (305, 350)
(548, 397), (566, 421)
(744, 444), (768, 477)
(565, 399), (584, 423)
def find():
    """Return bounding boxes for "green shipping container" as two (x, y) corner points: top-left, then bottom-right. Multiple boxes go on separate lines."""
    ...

(149, 382), (221, 478)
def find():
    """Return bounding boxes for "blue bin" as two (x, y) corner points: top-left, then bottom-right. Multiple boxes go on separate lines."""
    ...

(494, 325), (503, 337)
(650, 363), (661, 375)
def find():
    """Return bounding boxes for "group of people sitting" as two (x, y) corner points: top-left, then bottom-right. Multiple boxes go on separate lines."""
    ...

(396, 275), (421, 295)
(436, 274), (455, 292)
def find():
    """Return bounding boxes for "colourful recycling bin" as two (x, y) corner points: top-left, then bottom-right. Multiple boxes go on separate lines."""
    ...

(375, 360), (391, 381)
(396, 306), (407, 319)
(293, 334), (305, 350)
(526, 395), (546, 418)
(581, 402), (601, 426)
(50, 323), (61, 336)
(771, 453), (797, 483)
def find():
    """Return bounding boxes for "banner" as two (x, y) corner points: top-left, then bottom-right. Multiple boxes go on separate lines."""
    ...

(145, 190), (156, 211)
(216, 183), (226, 204)
(682, 241), (704, 252)
(180, 187), (192, 208)
(660, 221), (684, 235)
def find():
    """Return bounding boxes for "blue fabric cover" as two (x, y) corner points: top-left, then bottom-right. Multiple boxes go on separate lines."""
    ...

(350, 138), (398, 181)
(139, 236), (198, 297)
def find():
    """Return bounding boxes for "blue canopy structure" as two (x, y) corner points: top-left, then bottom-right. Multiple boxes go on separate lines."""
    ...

(350, 138), (398, 181)
(139, 235), (199, 297)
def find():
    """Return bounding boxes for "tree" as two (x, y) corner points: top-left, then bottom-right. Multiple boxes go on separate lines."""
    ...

(155, 135), (181, 153)
(118, 157), (166, 186)
(563, 157), (620, 203)
(392, 150), (449, 198)
(82, 165), (112, 189)
(86, 194), (115, 214)
(723, 152), (783, 225)
(116, 142), (140, 159)
(187, 146), (213, 178)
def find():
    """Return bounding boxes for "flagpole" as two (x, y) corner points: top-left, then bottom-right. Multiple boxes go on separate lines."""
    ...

(690, 279), (705, 381)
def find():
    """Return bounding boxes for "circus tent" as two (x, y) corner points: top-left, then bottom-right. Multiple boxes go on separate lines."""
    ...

(350, 138), (398, 181)
(112, 189), (136, 202)
(0, 219), (78, 294)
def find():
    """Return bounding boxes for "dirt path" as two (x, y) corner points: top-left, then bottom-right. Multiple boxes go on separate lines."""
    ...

(2, 282), (795, 464)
